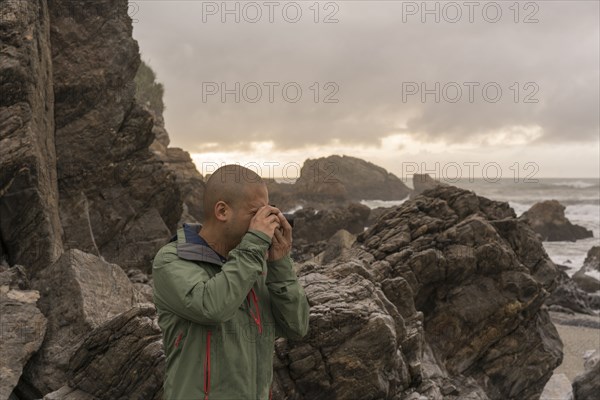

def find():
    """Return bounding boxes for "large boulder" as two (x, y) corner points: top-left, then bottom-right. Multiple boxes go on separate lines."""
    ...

(294, 155), (412, 203)
(0, 0), (63, 278)
(49, 0), (182, 273)
(274, 184), (563, 400)
(0, 266), (47, 399)
(21, 249), (144, 396)
(519, 200), (593, 242)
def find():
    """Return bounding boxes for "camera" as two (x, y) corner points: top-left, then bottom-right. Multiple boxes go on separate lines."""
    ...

(283, 213), (295, 228)
(270, 204), (295, 228)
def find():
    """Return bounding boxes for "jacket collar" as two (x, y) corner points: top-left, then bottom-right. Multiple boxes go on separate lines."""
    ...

(170, 223), (227, 266)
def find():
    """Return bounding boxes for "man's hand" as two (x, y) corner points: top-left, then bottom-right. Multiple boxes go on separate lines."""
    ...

(249, 205), (282, 239)
(267, 212), (292, 262)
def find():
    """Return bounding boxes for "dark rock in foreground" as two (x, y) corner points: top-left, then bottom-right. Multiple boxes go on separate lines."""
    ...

(273, 185), (563, 400)
(519, 200), (593, 242)
(68, 306), (164, 400)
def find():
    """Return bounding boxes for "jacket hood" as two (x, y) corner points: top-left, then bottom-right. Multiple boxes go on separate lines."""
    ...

(170, 223), (227, 266)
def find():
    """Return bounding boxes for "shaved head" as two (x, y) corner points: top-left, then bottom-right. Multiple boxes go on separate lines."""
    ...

(203, 165), (265, 222)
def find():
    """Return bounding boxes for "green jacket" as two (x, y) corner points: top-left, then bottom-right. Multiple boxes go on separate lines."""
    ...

(152, 223), (310, 400)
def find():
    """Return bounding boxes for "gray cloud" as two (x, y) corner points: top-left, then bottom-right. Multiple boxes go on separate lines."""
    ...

(132, 0), (599, 152)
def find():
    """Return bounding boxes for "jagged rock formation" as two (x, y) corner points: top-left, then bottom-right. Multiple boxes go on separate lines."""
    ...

(273, 185), (563, 400)
(1, 0), (209, 278)
(519, 200), (593, 242)
(49, 0), (185, 274)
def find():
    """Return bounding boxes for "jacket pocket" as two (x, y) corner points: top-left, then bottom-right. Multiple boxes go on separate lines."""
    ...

(203, 330), (212, 400)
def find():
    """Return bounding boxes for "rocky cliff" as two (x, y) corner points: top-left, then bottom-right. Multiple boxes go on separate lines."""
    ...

(1, 0), (206, 278)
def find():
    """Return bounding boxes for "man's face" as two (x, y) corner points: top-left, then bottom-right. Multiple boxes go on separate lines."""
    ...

(227, 183), (269, 245)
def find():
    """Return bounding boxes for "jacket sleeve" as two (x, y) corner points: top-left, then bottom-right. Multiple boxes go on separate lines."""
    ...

(152, 230), (270, 325)
(266, 254), (310, 340)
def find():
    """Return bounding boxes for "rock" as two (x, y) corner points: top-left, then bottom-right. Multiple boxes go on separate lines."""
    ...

(294, 155), (412, 202)
(366, 206), (395, 227)
(545, 266), (597, 314)
(0, 267), (47, 399)
(265, 179), (300, 213)
(0, 0), (63, 279)
(572, 350), (600, 400)
(67, 306), (165, 400)
(582, 246), (600, 272)
(410, 173), (448, 199)
(519, 200), (593, 242)
(572, 270), (600, 293)
(320, 229), (357, 264)
(21, 249), (144, 396)
(540, 373), (573, 400)
(572, 246), (600, 293)
(274, 184), (562, 400)
(49, 0), (183, 273)
(291, 240), (329, 263)
(42, 385), (96, 400)
(292, 203), (370, 244)
(126, 268), (154, 304)
(154, 147), (205, 225)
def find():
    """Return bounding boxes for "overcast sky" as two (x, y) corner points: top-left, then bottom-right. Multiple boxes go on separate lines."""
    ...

(132, 0), (599, 180)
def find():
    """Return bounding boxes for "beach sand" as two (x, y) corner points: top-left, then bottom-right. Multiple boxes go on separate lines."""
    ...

(550, 311), (600, 381)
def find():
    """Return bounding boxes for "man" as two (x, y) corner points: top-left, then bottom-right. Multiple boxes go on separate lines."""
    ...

(152, 164), (310, 400)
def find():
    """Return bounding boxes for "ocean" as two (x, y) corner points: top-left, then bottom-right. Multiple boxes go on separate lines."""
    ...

(360, 178), (600, 276)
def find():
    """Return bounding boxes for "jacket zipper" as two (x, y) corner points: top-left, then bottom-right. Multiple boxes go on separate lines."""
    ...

(203, 330), (212, 400)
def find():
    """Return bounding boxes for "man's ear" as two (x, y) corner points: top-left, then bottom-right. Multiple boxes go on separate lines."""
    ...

(214, 200), (229, 222)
